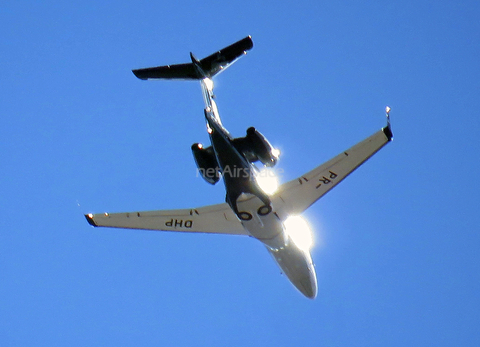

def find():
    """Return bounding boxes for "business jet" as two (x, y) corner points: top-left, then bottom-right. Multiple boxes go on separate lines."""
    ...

(85, 36), (393, 298)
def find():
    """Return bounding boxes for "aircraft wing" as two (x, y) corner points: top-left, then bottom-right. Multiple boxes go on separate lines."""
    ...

(272, 126), (393, 217)
(85, 202), (248, 236)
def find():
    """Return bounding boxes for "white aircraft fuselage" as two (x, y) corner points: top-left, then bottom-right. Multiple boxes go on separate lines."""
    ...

(200, 77), (317, 298)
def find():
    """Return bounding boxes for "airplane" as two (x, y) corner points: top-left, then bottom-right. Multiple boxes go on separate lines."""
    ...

(85, 36), (393, 299)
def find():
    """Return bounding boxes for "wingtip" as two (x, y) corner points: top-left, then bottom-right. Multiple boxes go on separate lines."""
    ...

(382, 106), (393, 141)
(132, 69), (148, 80)
(85, 214), (98, 227)
(245, 35), (254, 49)
(383, 124), (393, 141)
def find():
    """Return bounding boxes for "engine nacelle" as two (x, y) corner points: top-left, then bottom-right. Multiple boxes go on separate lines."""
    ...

(246, 127), (279, 167)
(191, 143), (221, 185)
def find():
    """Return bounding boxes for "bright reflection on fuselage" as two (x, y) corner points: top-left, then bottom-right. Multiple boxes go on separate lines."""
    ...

(255, 167), (279, 195)
(283, 216), (314, 251)
(203, 78), (214, 91)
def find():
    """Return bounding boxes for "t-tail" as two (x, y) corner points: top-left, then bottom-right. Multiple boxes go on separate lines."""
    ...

(132, 36), (253, 80)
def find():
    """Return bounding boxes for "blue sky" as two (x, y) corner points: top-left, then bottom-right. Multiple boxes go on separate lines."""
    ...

(1, 0), (479, 345)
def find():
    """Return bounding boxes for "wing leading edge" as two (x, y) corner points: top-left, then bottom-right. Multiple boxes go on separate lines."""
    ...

(85, 202), (248, 236)
(272, 125), (393, 218)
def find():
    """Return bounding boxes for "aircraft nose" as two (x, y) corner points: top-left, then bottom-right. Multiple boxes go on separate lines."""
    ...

(299, 277), (317, 299)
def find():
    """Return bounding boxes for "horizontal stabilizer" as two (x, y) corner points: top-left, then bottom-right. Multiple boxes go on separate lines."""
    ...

(132, 36), (253, 80)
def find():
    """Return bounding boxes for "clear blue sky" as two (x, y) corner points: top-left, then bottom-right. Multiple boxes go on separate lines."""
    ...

(1, 0), (479, 345)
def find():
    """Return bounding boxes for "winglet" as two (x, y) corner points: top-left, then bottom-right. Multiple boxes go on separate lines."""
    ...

(85, 214), (98, 227)
(382, 106), (393, 141)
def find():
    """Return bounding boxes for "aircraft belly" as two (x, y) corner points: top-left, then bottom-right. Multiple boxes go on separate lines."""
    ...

(236, 194), (286, 249)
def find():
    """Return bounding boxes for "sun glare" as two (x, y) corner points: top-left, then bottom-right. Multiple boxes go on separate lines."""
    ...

(284, 216), (314, 251)
(255, 168), (279, 195)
